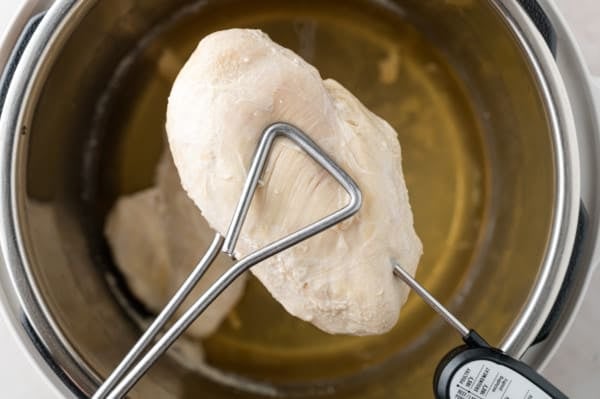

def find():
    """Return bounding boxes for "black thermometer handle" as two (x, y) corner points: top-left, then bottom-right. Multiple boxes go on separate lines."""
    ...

(434, 330), (568, 399)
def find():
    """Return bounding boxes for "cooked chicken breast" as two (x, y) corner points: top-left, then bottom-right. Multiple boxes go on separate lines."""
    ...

(105, 149), (246, 339)
(167, 28), (422, 336)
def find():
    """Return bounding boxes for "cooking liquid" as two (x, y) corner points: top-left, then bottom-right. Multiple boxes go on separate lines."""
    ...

(97, 0), (487, 393)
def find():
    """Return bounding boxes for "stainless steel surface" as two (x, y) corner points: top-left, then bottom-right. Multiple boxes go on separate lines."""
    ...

(0, 0), (596, 398)
(0, 0), (52, 71)
(491, 0), (580, 357)
(97, 122), (362, 398)
(0, 1), (102, 396)
(393, 263), (470, 338)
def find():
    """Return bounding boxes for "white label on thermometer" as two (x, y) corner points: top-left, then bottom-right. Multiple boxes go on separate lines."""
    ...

(448, 360), (551, 399)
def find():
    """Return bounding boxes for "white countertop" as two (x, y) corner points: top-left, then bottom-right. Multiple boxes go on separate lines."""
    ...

(0, 1), (599, 398)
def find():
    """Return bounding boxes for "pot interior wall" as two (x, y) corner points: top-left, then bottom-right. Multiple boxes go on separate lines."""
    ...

(17, 0), (555, 397)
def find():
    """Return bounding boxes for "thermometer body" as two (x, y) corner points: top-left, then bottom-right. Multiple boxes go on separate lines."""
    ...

(434, 342), (567, 399)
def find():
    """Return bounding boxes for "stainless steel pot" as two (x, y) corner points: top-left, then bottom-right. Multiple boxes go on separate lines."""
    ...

(1, 0), (599, 398)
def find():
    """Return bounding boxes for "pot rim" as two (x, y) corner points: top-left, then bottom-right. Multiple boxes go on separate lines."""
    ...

(489, 0), (580, 355)
(0, 0), (583, 396)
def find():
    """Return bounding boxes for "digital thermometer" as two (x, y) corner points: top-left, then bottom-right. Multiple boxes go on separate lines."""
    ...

(393, 264), (568, 399)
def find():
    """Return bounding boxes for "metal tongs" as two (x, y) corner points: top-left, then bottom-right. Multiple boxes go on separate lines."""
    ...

(93, 122), (363, 398)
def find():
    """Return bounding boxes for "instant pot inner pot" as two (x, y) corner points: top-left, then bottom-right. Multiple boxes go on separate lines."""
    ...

(18, 0), (555, 397)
